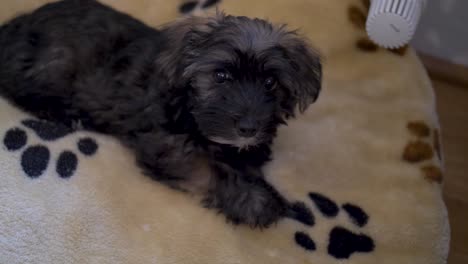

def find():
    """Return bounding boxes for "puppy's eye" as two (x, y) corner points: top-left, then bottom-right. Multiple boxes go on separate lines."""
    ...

(214, 70), (231, 84)
(264, 76), (277, 91)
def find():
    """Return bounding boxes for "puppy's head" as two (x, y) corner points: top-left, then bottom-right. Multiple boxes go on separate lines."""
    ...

(160, 13), (322, 149)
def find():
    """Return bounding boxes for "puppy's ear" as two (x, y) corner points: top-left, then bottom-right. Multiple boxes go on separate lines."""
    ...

(279, 34), (322, 117)
(157, 15), (222, 86)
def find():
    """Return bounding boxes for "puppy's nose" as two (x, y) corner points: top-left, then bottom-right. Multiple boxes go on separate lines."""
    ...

(237, 118), (259, 138)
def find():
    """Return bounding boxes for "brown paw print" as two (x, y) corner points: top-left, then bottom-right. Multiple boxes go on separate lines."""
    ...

(421, 165), (443, 184)
(402, 121), (444, 184)
(403, 140), (434, 163)
(407, 121), (431, 137)
(347, 0), (408, 56)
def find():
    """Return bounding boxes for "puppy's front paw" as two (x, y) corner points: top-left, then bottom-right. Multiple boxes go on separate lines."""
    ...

(204, 177), (288, 228)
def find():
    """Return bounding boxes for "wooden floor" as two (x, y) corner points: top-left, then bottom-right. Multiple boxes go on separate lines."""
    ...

(433, 79), (468, 264)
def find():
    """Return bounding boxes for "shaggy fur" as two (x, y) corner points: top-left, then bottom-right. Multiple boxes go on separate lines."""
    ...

(0, 0), (322, 228)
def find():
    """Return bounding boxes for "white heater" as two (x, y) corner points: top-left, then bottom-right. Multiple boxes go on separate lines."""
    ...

(366, 0), (427, 48)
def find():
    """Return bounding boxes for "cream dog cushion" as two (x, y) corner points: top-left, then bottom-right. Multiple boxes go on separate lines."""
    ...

(0, 0), (449, 263)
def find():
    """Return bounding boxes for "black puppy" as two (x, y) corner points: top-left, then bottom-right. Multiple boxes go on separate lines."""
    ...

(0, 0), (322, 228)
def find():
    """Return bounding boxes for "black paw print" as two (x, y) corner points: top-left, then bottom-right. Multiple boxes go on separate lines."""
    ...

(287, 192), (375, 259)
(2, 119), (98, 179)
(179, 0), (221, 14)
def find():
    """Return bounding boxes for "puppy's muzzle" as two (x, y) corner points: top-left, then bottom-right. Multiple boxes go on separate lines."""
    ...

(236, 117), (259, 138)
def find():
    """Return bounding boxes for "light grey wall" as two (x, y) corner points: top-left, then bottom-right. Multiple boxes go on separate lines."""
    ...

(412, 0), (468, 66)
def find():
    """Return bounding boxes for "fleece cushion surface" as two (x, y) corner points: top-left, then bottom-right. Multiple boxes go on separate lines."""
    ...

(0, 0), (449, 263)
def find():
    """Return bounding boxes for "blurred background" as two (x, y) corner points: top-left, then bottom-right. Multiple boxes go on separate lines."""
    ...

(413, 0), (468, 67)
(413, 0), (468, 263)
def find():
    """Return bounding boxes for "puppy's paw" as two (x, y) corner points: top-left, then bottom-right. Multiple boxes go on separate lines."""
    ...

(204, 178), (288, 228)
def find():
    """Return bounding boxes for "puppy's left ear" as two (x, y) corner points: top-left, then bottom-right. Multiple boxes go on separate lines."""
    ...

(157, 15), (219, 86)
(156, 11), (227, 86)
(280, 35), (322, 116)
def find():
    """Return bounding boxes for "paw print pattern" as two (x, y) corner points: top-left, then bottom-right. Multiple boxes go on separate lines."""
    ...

(3, 128), (27, 151)
(77, 137), (99, 156)
(21, 145), (50, 178)
(294, 232), (316, 251)
(308, 192), (339, 217)
(403, 120), (444, 183)
(179, 0), (221, 14)
(348, 0), (409, 56)
(22, 119), (74, 141)
(289, 202), (315, 226)
(342, 203), (369, 227)
(56, 151), (78, 179)
(287, 192), (375, 259)
(328, 226), (374, 259)
(2, 119), (99, 179)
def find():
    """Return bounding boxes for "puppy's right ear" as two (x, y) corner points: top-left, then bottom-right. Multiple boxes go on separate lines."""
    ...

(157, 15), (220, 86)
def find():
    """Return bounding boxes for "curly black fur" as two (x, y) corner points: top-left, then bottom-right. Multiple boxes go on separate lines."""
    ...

(0, 0), (322, 228)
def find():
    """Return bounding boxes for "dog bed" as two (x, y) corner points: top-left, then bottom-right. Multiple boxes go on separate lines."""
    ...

(0, 0), (450, 263)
